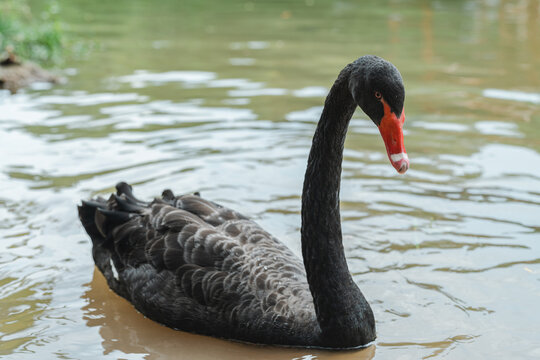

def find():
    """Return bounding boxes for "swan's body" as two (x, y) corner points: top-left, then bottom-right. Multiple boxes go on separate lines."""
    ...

(79, 55), (407, 349)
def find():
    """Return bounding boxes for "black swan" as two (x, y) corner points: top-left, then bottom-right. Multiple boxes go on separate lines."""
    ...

(78, 55), (408, 349)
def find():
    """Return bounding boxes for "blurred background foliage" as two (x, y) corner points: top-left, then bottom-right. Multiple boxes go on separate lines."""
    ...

(0, 0), (62, 64)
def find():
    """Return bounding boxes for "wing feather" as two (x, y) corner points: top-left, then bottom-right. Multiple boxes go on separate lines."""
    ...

(79, 182), (318, 344)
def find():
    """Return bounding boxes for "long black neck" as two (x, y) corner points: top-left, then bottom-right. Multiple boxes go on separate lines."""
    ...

(301, 64), (375, 347)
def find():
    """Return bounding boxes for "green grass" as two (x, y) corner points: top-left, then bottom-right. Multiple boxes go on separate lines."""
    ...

(0, 1), (63, 65)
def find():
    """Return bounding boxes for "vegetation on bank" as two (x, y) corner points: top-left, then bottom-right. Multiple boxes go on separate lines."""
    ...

(0, 1), (63, 65)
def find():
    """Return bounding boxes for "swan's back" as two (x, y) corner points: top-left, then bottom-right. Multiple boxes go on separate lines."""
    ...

(79, 182), (319, 345)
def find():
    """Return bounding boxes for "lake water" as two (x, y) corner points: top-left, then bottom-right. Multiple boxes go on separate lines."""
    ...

(1, 0), (539, 359)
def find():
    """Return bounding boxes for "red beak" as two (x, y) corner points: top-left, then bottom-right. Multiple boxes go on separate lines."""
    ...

(378, 100), (408, 174)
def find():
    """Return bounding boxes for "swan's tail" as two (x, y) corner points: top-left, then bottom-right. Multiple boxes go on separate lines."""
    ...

(78, 197), (108, 244)
(78, 182), (147, 243)
(78, 182), (148, 298)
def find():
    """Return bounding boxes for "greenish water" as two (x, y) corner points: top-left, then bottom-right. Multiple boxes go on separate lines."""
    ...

(1, 0), (539, 359)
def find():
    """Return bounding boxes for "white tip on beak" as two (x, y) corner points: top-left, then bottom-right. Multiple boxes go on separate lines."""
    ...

(390, 152), (409, 174)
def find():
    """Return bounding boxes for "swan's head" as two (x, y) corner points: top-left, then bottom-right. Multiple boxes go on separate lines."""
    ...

(349, 55), (408, 174)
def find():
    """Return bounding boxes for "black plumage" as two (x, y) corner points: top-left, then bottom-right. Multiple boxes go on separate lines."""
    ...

(78, 55), (406, 349)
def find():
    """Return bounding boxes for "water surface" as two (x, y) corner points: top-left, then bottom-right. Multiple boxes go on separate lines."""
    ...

(1, 0), (539, 359)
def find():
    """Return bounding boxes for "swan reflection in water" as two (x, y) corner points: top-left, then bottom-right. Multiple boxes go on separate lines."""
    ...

(82, 269), (376, 360)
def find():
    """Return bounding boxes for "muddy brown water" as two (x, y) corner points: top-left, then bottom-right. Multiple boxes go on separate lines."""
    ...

(1, 0), (539, 359)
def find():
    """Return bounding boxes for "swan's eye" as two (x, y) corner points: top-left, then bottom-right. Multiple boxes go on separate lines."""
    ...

(374, 91), (382, 99)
